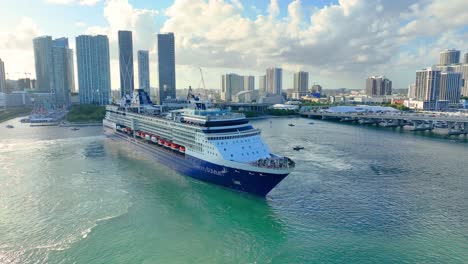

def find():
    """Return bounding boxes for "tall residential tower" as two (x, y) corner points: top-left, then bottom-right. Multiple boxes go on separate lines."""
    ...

(157, 33), (176, 103)
(76, 35), (111, 105)
(0, 58), (6, 93)
(118, 30), (134, 97)
(138, 50), (150, 95)
(266, 67), (282, 95)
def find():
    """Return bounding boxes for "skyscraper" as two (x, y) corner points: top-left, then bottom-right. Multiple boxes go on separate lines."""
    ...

(76, 35), (111, 105)
(259, 75), (266, 92)
(33, 36), (54, 92)
(293, 71), (309, 94)
(244, 76), (255, 91)
(118, 30), (134, 97)
(157, 33), (176, 103)
(439, 49), (460, 65)
(365, 76), (392, 96)
(464, 53), (468, 64)
(415, 68), (441, 103)
(221, 73), (244, 101)
(266, 67), (282, 95)
(440, 72), (462, 104)
(0, 58), (6, 93)
(52, 39), (73, 107)
(138, 50), (150, 95)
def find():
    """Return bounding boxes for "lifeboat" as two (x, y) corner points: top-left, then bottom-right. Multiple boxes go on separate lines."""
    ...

(170, 143), (178, 150)
(158, 139), (163, 145)
(145, 134), (151, 140)
(151, 136), (158, 143)
(164, 141), (171, 147)
(116, 126), (121, 131)
(179, 146), (186, 153)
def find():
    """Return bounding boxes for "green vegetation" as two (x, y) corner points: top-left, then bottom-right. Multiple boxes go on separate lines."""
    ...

(0, 107), (32, 123)
(240, 111), (260, 118)
(66, 105), (106, 122)
(265, 109), (299, 116)
(462, 96), (468, 100)
(381, 103), (410, 111)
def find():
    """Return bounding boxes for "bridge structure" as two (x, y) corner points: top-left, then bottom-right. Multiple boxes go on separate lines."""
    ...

(301, 111), (468, 136)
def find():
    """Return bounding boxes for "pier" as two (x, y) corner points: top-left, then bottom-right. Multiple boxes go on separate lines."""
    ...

(301, 111), (468, 135)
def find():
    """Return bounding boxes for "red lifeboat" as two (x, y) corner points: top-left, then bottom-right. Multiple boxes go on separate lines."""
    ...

(157, 139), (163, 145)
(170, 143), (178, 150)
(164, 141), (171, 147)
(179, 146), (186, 153)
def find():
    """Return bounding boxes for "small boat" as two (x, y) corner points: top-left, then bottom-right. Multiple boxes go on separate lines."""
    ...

(288, 124), (295, 127)
(293, 146), (304, 151)
(70, 127), (80, 131)
(6, 125), (14, 129)
(308, 122), (314, 125)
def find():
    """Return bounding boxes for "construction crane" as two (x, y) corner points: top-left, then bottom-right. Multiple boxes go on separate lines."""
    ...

(198, 67), (208, 99)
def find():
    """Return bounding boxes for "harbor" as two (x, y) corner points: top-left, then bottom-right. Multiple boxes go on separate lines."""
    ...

(301, 109), (468, 136)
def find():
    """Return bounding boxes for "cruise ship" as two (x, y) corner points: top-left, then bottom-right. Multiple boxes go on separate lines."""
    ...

(103, 89), (294, 196)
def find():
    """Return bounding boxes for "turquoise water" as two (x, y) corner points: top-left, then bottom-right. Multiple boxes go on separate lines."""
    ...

(0, 117), (467, 263)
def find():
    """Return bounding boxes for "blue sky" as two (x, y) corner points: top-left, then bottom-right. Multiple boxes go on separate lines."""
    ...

(0, 0), (467, 91)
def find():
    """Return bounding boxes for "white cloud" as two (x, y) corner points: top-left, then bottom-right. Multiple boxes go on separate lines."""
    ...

(46, 0), (101, 6)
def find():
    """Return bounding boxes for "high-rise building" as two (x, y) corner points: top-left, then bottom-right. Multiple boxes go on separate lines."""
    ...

(415, 68), (441, 102)
(439, 49), (460, 65)
(259, 75), (266, 92)
(0, 58), (6, 93)
(266, 67), (282, 95)
(293, 71), (309, 93)
(221, 73), (244, 101)
(408, 83), (416, 98)
(365, 76), (392, 96)
(243, 75), (255, 91)
(138, 50), (150, 95)
(464, 53), (468, 64)
(52, 38), (74, 106)
(33, 36), (54, 92)
(440, 72), (462, 103)
(452, 64), (468, 97)
(118, 30), (134, 97)
(76, 35), (111, 105)
(157, 33), (176, 103)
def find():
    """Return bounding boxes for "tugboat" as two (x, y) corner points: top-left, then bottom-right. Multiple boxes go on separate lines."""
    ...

(293, 146), (304, 151)
(6, 125), (14, 129)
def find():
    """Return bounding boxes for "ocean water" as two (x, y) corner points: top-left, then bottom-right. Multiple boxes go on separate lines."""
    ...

(0, 117), (467, 263)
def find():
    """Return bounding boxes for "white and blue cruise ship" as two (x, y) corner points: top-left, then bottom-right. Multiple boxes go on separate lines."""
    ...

(103, 89), (294, 196)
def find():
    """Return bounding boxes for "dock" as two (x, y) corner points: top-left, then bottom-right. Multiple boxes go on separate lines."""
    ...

(301, 111), (468, 135)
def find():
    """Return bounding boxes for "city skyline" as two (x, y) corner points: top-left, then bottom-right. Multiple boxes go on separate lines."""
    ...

(0, 0), (467, 91)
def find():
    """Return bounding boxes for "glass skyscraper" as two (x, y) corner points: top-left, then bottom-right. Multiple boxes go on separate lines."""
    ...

(138, 50), (150, 95)
(118, 30), (134, 97)
(76, 35), (111, 105)
(157, 33), (176, 103)
(33, 36), (54, 93)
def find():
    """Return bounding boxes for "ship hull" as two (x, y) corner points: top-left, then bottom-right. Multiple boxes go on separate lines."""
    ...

(104, 127), (288, 197)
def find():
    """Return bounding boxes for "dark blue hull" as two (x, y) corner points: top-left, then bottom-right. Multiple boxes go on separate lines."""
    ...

(106, 129), (288, 197)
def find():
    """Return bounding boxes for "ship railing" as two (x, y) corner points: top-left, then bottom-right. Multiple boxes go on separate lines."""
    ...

(250, 156), (295, 170)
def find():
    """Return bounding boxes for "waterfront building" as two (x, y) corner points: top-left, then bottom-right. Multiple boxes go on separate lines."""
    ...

(292, 71), (308, 99)
(439, 49), (460, 65)
(440, 72), (462, 104)
(118, 30), (134, 97)
(259, 75), (266, 92)
(221, 73), (244, 102)
(76, 35), (111, 105)
(0, 58), (5, 93)
(138, 50), (150, 95)
(453, 64), (468, 97)
(415, 68), (441, 109)
(157, 33), (176, 103)
(366, 76), (392, 96)
(244, 75), (255, 91)
(33, 36), (54, 92)
(266, 67), (282, 95)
